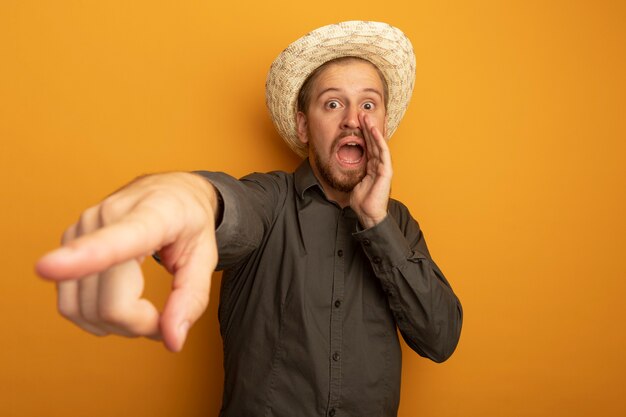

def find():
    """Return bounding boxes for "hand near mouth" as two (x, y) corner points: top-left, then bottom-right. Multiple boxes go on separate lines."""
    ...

(350, 113), (393, 229)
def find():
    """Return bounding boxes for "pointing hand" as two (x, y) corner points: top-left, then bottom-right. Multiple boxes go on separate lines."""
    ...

(36, 173), (220, 352)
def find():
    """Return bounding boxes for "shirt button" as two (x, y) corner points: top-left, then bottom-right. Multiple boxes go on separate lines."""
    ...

(332, 352), (340, 361)
(362, 238), (371, 246)
(337, 249), (343, 257)
(329, 409), (336, 417)
(372, 256), (382, 264)
(334, 299), (341, 308)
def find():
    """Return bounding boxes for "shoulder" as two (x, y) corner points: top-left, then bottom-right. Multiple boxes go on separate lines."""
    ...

(238, 170), (295, 198)
(240, 170), (292, 186)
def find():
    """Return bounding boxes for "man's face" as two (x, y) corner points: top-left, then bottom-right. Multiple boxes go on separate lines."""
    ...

(296, 60), (387, 194)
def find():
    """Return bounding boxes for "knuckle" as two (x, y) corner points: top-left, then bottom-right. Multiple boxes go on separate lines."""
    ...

(78, 301), (105, 327)
(76, 206), (100, 235)
(77, 320), (109, 337)
(61, 225), (77, 244)
(57, 283), (81, 321)
(57, 301), (80, 322)
(98, 198), (123, 225)
(80, 308), (101, 325)
(98, 303), (129, 327)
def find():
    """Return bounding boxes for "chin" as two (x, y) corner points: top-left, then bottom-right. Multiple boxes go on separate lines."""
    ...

(328, 167), (366, 193)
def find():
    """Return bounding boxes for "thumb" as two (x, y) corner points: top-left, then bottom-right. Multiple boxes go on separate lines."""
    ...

(159, 239), (218, 352)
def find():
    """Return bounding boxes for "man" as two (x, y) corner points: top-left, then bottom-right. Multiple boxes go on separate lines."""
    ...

(37, 21), (462, 417)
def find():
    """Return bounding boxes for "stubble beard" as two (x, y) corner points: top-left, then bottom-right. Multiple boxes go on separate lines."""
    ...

(311, 139), (366, 193)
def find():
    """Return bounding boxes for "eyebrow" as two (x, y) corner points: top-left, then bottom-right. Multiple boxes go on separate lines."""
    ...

(316, 87), (383, 101)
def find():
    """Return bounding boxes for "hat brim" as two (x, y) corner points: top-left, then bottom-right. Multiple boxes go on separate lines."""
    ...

(266, 21), (416, 158)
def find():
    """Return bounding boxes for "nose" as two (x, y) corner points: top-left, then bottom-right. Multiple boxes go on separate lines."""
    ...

(341, 106), (360, 130)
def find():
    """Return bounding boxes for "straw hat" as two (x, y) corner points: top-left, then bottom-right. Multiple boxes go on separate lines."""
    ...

(266, 20), (416, 158)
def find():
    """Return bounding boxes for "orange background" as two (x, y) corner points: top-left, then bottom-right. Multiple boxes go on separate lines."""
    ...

(1, 1), (625, 416)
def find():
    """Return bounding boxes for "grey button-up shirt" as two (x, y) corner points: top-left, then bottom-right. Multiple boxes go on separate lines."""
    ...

(199, 160), (462, 417)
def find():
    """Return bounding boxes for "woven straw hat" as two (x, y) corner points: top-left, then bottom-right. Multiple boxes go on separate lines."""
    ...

(266, 21), (416, 158)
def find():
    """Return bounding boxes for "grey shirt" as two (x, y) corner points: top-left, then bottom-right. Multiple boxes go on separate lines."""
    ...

(199, 160), (462, 417)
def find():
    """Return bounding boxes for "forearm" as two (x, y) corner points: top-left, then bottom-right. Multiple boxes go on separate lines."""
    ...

(383, 253), (462, 362)
(354, 211), (462, 362)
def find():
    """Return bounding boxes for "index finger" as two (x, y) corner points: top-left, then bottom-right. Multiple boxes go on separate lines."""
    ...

(360, 113), (387, 160)
(36, 207), (172, 281)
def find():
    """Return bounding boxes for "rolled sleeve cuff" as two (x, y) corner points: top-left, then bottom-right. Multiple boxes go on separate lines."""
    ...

(352, 214), (424, 273)
(193, 171), (261, 270)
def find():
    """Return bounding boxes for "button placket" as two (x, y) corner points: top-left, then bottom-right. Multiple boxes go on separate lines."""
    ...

(328, 211), (347, 411)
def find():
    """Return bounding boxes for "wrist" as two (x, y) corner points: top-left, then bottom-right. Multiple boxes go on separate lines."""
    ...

(186, 173), (222, 224)
(359, 213), (387, 229)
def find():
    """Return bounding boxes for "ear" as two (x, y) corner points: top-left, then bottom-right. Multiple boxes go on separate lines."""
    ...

(296, 111), (309, 145)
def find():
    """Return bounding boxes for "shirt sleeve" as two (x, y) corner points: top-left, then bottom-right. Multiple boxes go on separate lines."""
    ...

(352, 201), (463, 363)
(194, 171), (287, 270)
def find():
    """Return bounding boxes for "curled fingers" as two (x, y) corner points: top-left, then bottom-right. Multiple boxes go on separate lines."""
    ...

(57, 203), (160, 339)
(57, 216), (109, 337)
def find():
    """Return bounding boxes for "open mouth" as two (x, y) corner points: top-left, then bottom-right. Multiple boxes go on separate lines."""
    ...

(337, 142), (365, 165)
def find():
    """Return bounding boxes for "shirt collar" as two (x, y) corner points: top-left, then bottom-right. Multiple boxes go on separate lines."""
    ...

(294, 158), (322, 199)
(294, 158), (357, 217)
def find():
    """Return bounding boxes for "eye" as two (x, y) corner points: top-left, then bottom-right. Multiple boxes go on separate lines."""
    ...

(326, 100), (340, 110)
(363, 102), (375, 111)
